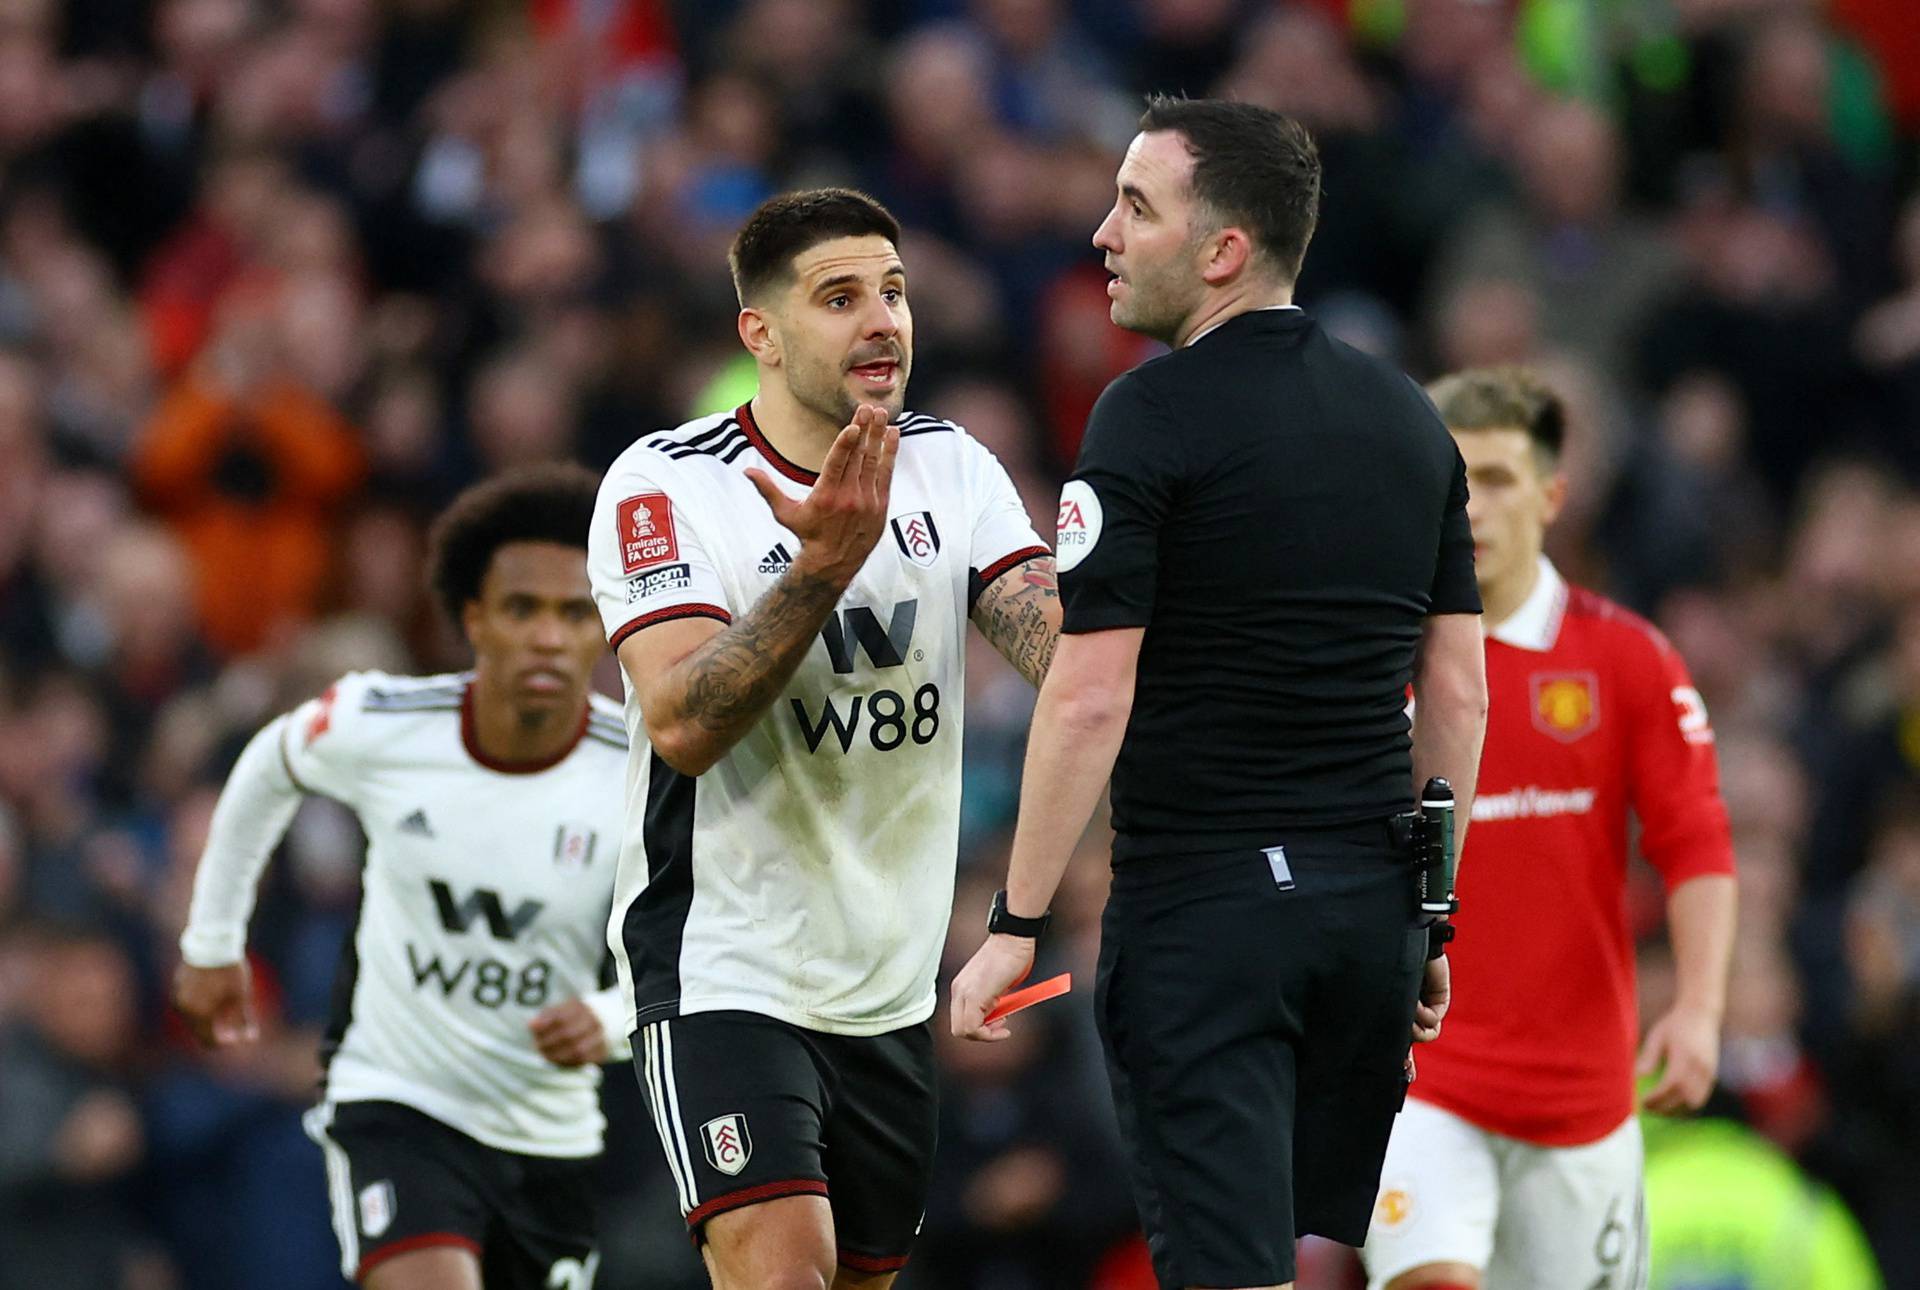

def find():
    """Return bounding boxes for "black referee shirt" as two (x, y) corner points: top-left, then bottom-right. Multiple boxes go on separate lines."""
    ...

(1058, 306), (1480, 859)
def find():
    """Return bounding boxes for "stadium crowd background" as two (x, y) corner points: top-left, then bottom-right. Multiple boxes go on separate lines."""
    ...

(0, 0), (1916, 1286)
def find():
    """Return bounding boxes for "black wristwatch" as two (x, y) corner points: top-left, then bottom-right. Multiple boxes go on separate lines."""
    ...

(988, 889), (1051, 939)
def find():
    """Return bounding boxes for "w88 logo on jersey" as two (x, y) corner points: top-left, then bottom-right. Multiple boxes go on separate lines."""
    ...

(791, 684), (941, 753)
(792, 599), (942, 752)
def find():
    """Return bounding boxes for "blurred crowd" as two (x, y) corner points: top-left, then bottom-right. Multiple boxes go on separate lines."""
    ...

(0, 0), (1917, 1287)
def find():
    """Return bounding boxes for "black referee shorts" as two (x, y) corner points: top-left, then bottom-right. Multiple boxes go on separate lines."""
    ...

(1095, 822), (1426, 1289)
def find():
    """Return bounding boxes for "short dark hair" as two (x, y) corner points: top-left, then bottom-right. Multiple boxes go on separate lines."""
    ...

(426, 464), (600, 626)
(1427, 366), (1567, 467)
(728, 188), (903, 305)
(1137, 96), (1321, 281)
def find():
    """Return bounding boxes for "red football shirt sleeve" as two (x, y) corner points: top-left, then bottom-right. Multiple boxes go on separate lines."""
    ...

(1622, 623), (1736, 887)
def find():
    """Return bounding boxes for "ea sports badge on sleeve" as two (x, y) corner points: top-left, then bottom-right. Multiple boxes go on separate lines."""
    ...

(1056, 481), (1102, 572)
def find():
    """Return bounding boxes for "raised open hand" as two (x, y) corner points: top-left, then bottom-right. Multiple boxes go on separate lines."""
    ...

(745, 403), (900, 588)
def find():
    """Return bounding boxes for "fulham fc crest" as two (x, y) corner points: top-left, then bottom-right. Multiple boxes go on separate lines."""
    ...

(891, 512), (941, 567)
(701, 1114), (753, 1176)
(553, 823), (599, 870)
(358, 1180), (396, 1238)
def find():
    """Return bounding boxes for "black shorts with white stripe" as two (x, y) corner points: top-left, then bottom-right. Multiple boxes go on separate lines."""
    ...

(304, 1100), (600, 1288)
(634, 1011), (936, 1275)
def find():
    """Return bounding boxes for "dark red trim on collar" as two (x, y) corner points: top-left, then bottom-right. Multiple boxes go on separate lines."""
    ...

(460, 682), (587, 774)
(736, 402), (819, 485)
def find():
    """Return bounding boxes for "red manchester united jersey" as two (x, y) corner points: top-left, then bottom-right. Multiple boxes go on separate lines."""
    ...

(1413, 560), (1735, 1145)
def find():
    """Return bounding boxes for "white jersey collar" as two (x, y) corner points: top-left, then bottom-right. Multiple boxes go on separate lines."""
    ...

(1489, 556), (1567, 652)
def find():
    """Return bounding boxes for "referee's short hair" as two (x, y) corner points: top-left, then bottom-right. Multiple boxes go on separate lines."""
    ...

(426, 464), (600, 626)
(728, 188), (903, 306)
(1427, 366), (1568, 471)
(1139, 95), (1321, 283)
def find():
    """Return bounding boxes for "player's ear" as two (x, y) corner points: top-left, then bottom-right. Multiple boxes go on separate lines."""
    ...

(738, 306), (780, 367)
(1541, 466), (1569, 526)
(461, 596), (484, 645)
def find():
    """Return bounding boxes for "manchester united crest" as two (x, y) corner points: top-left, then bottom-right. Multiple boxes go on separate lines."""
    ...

(1530, 672), (1599, 742)
(1373, 1185), (1413, 1230)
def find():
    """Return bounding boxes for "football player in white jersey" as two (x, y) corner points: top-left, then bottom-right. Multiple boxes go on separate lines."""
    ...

(174, 466), (628, 1290)
(588, 189), (1060, 1289)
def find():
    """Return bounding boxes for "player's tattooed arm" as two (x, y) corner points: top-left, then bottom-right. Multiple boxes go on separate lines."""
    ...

(623, 406), (899, 775)
(677, 566), (845, 733)
(971, 557), (1062, 689)
(622, 564), (847, 774)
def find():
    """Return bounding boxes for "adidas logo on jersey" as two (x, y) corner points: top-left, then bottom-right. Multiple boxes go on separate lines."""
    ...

(399, 809), (435, 838)
(758, 543), (793, 574)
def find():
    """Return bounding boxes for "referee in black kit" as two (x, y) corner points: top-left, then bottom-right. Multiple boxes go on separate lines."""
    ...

(951, 97), (1489, 1290)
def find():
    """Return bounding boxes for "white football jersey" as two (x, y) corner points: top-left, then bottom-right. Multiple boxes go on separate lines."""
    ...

(282, 671), (628, 1157)
(589, 405), (1048, 1038)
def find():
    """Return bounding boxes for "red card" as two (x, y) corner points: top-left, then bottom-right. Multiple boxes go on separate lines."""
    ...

(983, 973), (1072, 1024)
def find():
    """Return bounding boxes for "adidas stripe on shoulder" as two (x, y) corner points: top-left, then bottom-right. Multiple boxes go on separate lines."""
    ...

(643, 416), (751, 465)
(362, 672), (467, 714)
(896, 412), (958, 438)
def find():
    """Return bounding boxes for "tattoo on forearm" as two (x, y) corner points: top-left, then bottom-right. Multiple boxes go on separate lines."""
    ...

(974, 557), (1061, 688)
(680, 567), (844, 732)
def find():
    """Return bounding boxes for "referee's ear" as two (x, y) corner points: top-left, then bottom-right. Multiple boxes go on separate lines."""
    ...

(738, 306), (780, 367)
(1198, 226), (1258, 287)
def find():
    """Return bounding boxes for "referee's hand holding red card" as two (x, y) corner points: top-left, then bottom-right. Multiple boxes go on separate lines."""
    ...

(950, 933), (1038, 1042)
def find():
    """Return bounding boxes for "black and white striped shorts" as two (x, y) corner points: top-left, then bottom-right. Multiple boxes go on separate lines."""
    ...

(633, 1010), (936, 1277)
(304, 1099), (600, 1288)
